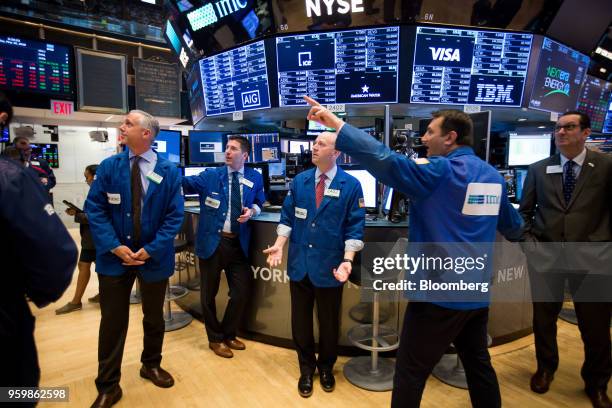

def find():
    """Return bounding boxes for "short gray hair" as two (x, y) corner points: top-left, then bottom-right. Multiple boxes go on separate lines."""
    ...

(130, 109), (159, 139)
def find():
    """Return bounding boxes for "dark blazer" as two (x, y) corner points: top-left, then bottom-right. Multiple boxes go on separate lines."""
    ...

(518, 149), (612, 272)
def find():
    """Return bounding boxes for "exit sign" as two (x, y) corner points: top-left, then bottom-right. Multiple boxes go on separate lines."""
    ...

(50, 100), (74, 116)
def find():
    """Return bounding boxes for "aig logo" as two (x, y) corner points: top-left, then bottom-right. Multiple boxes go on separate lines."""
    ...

(241, 90), (261, 108)
(429, 47), (461, 62)
(298, 52), (312, 67)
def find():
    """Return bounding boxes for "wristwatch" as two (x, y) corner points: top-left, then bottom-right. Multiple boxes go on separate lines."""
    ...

(342, 258), (353, 264)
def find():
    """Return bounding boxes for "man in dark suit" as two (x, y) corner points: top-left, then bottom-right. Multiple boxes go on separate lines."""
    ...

(182, 135), (266, 359)
(86, 110), (184, 408)
(519, 111), (612, 408)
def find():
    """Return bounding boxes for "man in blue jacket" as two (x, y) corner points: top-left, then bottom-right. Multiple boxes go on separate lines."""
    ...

(86, 110), (184, 408)
(1, 91), (78, 395)
(305, 96), (523, 407)
(182, 135), (265, 358)
(13, 133), (57, 193)
(264, 131), (365, 398)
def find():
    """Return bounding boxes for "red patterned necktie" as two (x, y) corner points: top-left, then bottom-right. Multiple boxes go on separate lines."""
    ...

(315, 173), (326, 209)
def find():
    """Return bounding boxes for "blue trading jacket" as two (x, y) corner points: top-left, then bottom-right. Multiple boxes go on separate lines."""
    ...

(337, 123), (523, 309)
(86, 150), (184, 282)
(280, 167), (365, 288)
(182, 166), (266, 259)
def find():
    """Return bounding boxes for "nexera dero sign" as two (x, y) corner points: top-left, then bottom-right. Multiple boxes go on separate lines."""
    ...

(305, 0), (364, 17)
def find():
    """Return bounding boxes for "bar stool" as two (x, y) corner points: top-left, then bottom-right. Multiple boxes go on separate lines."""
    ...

(170, 239), (189, 299)
(344, 238), (407, 391)
(130, 281), (141, 304)
(432, 334), (493, 389)
(163, 282), (192, 331)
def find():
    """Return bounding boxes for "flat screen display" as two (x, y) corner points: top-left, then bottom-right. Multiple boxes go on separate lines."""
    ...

(276, 26), (400, 106)
(153, 130), (181, 164)
(188, 131), (226, 164)
(287, 140), (312, 153)
(31, 143), (59, 168)
(1, 126), (9, 143)
(0, 35), (73, 98)
(515, 168), (528, 201)
(306, 119), (335, 137)
(186, 62), (205, 125)
(528, 37), (590, 113)
(344, 168), (376, 208)
(507, 132), (552, 166)
(200, 40), (270, 116)
(603, 100), (612, 134)
(233, 133), (280, 162)
(165, 20), (182, 55)
(576, 76), (612, 133)
(585, 136), (612, 154)
(410, 26), (532, 106)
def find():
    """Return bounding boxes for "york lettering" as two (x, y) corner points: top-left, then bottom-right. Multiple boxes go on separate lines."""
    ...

(429, 47), (460, 62)
(305, 0), (364, 17)
(474, 84), (514, 103)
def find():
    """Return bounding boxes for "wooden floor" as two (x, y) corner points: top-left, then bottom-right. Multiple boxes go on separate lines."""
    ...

(34, 231), (603, 407)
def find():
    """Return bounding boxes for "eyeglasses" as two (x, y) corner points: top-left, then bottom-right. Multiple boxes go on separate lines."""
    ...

(554, 123), (581, 132)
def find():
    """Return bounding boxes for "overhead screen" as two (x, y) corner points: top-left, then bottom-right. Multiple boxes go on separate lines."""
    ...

(76, 48), (128, 113)
(185, 62), (205, 125)
(0, 35), (73, 98)
(528, 37), (589, 113)
(200, 39), (271, 116)
(276, 26), (400, 106)
(153, 130), (181, 164)
(232, 133), (281, 162)
(576, 76), (612, 133)
(410, 26), (532, 106)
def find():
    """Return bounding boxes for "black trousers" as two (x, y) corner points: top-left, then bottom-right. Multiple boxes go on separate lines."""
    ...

(198, 236), (251, 343)
(530, 271), (612, 391)
(392, 302), (500, 408)
(95, 272), (167, 393)
(290, 275), (343, 376)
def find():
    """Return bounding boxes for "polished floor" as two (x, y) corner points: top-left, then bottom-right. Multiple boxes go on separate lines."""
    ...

(33, 230), (604, 407)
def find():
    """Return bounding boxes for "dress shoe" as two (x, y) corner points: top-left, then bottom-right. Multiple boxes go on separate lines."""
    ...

(90, 386), (122, 408)
(530, 370), (554, 394)
(224, 338), (246, 350)
(298, 374), (313, 398)
(320, 370), (335, 392)
(586, 389), (612, 408)
(209, 341), (233, 358)
(139, 365), (174, 388)
(55, 302), (82, 315)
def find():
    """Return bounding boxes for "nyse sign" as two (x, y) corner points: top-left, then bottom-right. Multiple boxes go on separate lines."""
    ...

(305, 0), (364, 17)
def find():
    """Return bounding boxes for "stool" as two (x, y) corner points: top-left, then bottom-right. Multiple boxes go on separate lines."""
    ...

(130, 280), (141, 304)
(432, 334), (493, 389)
(163, 282), (192, 331)
(344, 238), (407, 391)
(171, 239), (189, 299)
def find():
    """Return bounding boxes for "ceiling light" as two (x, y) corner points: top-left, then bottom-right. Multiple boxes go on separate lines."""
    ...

(517, 118), (527, 122)
(600, 67), (607, 73)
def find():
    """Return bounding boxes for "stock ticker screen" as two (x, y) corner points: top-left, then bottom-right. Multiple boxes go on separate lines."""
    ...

(199, 40), (271, 116)
(0, 35), (73, 97)
(528, 37), (590, 113)
(276, 27), (400, 106)
(576, 75), (612, 133)
(603, 101), (612, 134)
(410, 26), (532, 106)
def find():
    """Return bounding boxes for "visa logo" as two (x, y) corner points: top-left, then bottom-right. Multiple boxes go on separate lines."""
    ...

(241, 90), (260, 108)
(474, 84), (514, 103)
(429, 47), (460, 62)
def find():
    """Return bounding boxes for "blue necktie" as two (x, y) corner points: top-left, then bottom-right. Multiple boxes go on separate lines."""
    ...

(230, 171), (241, 233)
(563, 160), (576, 205)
